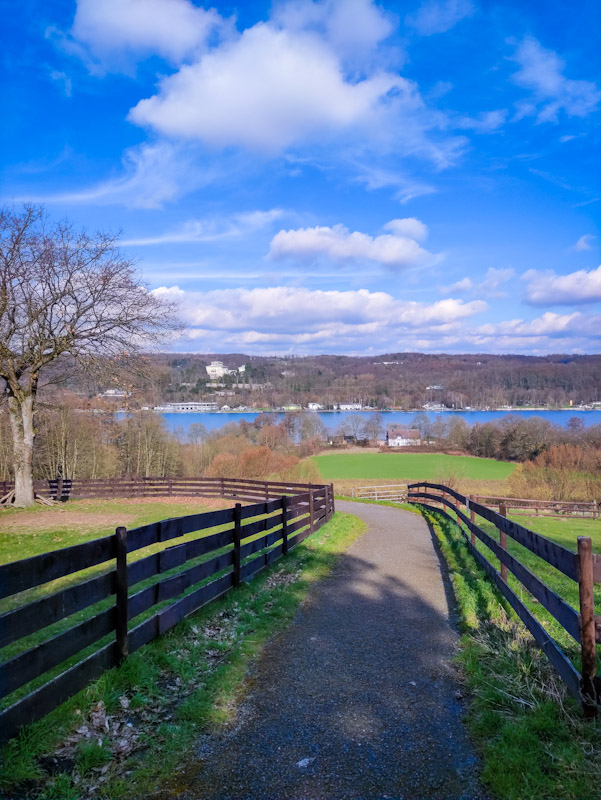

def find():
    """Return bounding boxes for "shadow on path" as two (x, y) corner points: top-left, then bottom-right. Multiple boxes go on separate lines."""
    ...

(159, 502), (486, 800)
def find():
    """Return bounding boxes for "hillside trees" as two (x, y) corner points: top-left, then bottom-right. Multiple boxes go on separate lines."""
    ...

(0, 205), (177, 506)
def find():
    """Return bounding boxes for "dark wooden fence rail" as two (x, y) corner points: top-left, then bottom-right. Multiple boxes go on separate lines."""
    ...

(472, 495), (599, 520)
(0, 479), (335, 743)
(0, 476), (334, 503)
(407, 482), (600, 716)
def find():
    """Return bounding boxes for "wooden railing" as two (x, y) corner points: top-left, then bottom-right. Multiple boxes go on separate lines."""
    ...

(351, 484), (408, 502)
(1, 476), (334, 503)
(407, 482), (601, 716)
(472, 495), (599, 519)
(0, 479), (335, 743)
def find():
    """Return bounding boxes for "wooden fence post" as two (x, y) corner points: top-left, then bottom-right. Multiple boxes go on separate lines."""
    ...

(330, 483), (335, 516)
(264, 481), (269, 501)
(578, 536), (598, 718)
(309, 490), (315, 535)
(233, 503), (242, 587)
(469, 495), (476, 546)
(282, 495), (289, 555)
(220, 477), (225, 497)
(115, 526), (129, 665)
(499, 502), (508, 583)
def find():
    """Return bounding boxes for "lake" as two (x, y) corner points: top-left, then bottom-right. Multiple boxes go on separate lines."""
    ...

(156, 408), (601, 437)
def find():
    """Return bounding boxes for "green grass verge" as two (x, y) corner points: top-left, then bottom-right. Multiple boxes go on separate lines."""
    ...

(419, 507), (601, 799)
(0, 511), (365, 800)
(314, 452), (515, 481)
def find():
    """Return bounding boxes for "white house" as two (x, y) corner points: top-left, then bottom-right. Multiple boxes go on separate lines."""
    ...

(338, 402), (362, 411)
(154, 402), (219, 413)
(307, 402), (323, 411)
(386, 427), (421, 447)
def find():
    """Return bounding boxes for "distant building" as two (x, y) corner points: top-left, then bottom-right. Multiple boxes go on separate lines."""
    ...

(154, 402), (219, 413)
(307, 402), (323, 411)
(338, 402), (362, 411)
(386, 428), (421, 447)
(282, 404), (302, 411)
(99, 388), (128, 398)
(206, 361), (233, 380)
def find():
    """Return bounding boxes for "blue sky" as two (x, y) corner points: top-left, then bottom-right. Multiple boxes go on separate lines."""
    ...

(2, 0), (600, 355)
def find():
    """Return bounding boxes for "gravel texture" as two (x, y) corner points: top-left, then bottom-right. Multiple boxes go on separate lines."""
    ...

(165, 502), (486, 800)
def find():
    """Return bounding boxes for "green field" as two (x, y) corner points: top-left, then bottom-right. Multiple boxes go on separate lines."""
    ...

(314, 452), (515, 481)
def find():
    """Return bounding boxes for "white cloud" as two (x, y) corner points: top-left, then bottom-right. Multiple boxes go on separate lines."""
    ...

(71, 0), (223, 67)
(268, 219), (441, 269)
(129, 23), (409, 153)
(478, 311), (596, 338)
(49, 70), (72, 97)
(406, 0), (475, 36)
(523, 265), (601, 305)
(441, 268), (514, 297)
(22, 143), (220, 209)
(351, 163), (437, 203)
(456, 109), (507, 133)
(511, 37), (601, 123)
(152, 285), (486, 351)
(571, 234), (596, 252)
(122, 209), (286, 246)
(272, 0), (394, 67)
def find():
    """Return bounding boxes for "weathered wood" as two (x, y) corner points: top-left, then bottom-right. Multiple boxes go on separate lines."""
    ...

(0, 642), (117, 745)
(410, 488), (579, 581)
(233, 503), (242, 587)
(0, 606), (116, 698)
(281, 495), (290, 554)
(499, 502), (508, 583)
(115, 527), (129, 665)
(309, 489), (315, 534)
(412, 502), (583, 700)
(0, 535), (115, 600)
(127, 507), (235, 552)
(578, 537), (598, 717)
(156, 572), (233, 635)
(0, 571), (115, 649)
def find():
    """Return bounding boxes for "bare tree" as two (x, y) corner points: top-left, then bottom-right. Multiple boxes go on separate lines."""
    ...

(0, 205), (178, 506)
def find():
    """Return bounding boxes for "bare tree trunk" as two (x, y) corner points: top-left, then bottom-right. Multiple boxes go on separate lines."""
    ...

(7, 394), (35, 507)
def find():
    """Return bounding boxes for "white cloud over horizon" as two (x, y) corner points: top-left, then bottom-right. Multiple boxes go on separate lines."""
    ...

(523, 265), (601, 305)
(269, 219), (441, 269)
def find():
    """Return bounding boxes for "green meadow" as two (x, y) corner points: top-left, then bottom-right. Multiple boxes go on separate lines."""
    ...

(314, 451), (515, 482)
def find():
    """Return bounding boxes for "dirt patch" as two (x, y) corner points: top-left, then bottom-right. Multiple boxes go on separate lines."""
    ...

(0, 511), (139, 532)
(0, 498), (226, 532)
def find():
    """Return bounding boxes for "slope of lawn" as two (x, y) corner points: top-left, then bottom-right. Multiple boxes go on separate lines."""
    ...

(314, 452), (515, 482)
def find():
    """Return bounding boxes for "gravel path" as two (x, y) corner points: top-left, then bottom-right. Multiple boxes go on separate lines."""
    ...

(168, 502), (486, 800)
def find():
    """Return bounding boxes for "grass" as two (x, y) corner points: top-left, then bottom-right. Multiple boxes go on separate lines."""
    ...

(0, 497), (229, 565)
(419, 507), (601, 800)
(0, 511), (365, 799)
(313, 451), (515, 482)
(472, 513), (601, 666)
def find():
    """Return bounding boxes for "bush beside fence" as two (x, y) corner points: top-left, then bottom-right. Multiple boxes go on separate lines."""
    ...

(407, 482), (601, 716)
(0, 478), (334, 743)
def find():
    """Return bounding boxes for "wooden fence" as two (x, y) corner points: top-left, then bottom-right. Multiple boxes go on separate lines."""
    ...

(407, 482), (600, 716)
(0, 479), (335, 743)
(472, 495), (599, 519)
(351, 484), (408, 502)
(1, 476), (333, 503)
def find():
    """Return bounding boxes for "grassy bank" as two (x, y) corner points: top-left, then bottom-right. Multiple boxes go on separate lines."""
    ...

(421, 508), (601, 799)
(0, 511), (365, 800)
(314, 452), (515, 482)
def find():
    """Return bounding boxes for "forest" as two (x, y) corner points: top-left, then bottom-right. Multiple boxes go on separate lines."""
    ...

(69, 352), (601, 411)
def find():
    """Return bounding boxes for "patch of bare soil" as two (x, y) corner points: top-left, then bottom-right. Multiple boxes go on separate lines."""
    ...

(0, 498), (226, 532)
(0, 511), (139, 532)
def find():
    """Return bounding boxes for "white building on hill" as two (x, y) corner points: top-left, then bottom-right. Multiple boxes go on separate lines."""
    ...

(386, 428), (421, 447)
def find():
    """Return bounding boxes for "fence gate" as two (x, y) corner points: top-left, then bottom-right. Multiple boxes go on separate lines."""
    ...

(351, 484), (408, 502)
